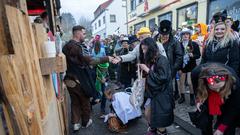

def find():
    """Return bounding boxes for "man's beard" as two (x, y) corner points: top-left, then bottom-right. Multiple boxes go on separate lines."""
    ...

(80, 38), (85, 43)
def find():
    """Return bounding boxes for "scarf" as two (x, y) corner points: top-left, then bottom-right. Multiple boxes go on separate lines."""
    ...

(208, 90), (224, 115)
(211, 39), (222, 53)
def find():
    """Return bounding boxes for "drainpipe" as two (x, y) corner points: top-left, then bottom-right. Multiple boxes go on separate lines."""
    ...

(125, 0), (128, 35)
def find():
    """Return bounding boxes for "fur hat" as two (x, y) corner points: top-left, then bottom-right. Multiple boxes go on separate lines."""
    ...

(159, 20), (172, 35)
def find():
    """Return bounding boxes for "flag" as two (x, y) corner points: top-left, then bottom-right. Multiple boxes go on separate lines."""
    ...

(144, 0), (148, 12)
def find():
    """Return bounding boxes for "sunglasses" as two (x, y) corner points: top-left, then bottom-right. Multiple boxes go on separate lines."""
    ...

(206, 75), (227, 85)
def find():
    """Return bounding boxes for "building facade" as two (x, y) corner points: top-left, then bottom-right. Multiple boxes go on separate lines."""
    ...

(207, 0), (240, 23)
(92, 0), (128, 38)
(127, 0), (208, 34)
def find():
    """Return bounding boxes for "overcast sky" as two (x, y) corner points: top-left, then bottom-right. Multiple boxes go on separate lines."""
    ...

(60, 0), (107, 21)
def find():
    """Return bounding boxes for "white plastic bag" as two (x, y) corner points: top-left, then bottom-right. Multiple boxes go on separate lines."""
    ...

(129, 65), (145, 108)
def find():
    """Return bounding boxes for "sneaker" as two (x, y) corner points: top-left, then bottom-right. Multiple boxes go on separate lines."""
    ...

(82, 119), (93, 128)
(73, 123), (81, 131)
(99, 111), (106, 119)
(99, 114), (105, 119)
(90, 98), (101, 105)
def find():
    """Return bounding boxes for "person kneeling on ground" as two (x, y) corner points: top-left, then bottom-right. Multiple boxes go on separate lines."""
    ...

(104, 83), (142, 132)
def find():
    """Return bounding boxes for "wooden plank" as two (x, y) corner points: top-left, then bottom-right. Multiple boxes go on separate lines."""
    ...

(63, 88), (70, 135)
(57, 100), (65, 135)
(0, 2), (14, 55)
(0, 0), (28, 55)
(32, 23), (48, 58)
(2, 5), (52, 135)
(0, 56), (31, 135)
(43, 75), (55, 104)
(39, 55), (67, 75)
(0, 7), (9, 55)
(31, 22), (55, 105)
(5, 4), (48, 121)
(1, 2), (67, 135)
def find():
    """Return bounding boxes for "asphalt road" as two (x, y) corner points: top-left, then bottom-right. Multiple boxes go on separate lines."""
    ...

(70, 101), (189, 135)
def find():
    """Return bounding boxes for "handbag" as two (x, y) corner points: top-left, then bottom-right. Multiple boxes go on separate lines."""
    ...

(129, 65), (145, 108)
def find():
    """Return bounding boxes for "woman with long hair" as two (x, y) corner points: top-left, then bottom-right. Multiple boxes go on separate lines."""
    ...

(91, 40), (108, 118)
(138, 37), (173, 135)
(191, 63), (240, 135)
(201, 22), (239, 74)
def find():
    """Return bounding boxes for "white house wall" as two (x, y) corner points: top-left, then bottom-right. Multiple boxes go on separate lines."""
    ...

(92, 11), (107, 38)
(106, 0), (127, 36)
(92, 0), (127, 38)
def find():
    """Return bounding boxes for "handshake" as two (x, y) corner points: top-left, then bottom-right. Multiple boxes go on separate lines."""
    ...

(108, 56), (121, 64)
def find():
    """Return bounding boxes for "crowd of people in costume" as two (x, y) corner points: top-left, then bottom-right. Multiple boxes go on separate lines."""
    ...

(63, 9), (240, 135)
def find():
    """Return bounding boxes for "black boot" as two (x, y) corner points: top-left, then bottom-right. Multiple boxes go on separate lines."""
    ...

(190, 94), (195, 106)
(174, 94), (180, 101)
(178, 94), (185, 104)
(174, 79), (180, 100)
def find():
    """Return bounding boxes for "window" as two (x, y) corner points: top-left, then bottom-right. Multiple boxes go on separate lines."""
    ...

(130, 26), (133, 35)
(95, 23), (97, 29)
(208, 0), (240, 23)
(98, 19), (101, 27)
(104, 33), (106, 38)
(177, 3), (198, 28)
(103, 16), (106, 24)
(110, 15), (116, 23)
(134, 21), (146, 34)
(130, 0), (136, 11)
(158, 12), (172, 24)
(149, 18), (156, 31)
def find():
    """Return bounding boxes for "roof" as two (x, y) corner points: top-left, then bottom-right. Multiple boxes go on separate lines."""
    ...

(93, 0), (113, 18)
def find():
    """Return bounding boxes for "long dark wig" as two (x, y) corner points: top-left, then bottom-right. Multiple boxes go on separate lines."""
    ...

(139, 37), (160, 66)
(94, 41), (101, 54)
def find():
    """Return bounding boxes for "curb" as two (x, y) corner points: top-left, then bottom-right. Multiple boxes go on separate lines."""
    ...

(174, 115), (201, 135)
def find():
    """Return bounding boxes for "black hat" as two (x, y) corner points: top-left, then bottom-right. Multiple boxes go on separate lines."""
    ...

(231, 20), (239, 32)
(158, 20), (172, 35)
(213, 10), (228, 23)
(128, 35), (139, 44)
